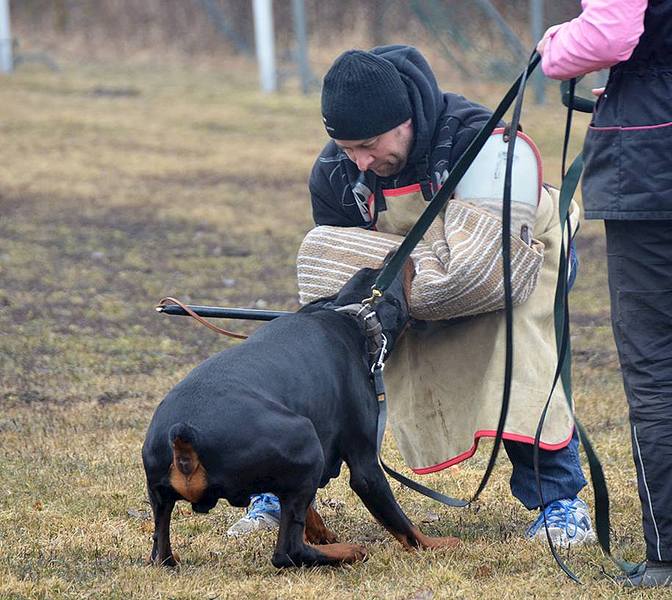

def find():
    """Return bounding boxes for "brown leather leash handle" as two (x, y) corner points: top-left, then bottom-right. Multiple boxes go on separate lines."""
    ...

(157, 297), (248, 340)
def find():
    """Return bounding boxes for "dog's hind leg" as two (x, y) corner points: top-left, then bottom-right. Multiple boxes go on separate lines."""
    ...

(147, 488), (179, 567)
(272, 491), (367, 568)
(270, 424), (365, 568)
(348, 457), (460, 551)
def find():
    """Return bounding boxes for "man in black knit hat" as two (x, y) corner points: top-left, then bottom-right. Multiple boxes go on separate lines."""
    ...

(228, 45), (594, 547)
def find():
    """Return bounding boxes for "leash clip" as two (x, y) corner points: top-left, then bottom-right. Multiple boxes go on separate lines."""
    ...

(371, 335), (388, 400)
(371, 333), (388, 374)
(362, 287), (382, 306)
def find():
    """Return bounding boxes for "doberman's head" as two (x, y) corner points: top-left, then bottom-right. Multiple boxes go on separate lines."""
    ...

(329, 255), (415, 352)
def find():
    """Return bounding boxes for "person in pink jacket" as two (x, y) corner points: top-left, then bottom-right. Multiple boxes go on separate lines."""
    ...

(538, 0), (672, 588)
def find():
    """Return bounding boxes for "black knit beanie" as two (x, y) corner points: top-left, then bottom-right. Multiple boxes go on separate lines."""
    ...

(321, 50), (412, 140)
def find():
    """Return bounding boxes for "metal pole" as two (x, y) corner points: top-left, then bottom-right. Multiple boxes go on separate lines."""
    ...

(198, 0), (253, 56)
(252, 0), (277, 93)
(291, 0), (311, 95)
(530, 0), (545, 104)
(0, 0), (12, 74)
(474, 0), (527, 62)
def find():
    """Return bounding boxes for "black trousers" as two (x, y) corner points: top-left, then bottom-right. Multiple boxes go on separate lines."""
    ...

(605, 220), (672, 562)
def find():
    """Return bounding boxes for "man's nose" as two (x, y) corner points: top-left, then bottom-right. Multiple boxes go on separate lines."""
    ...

(353, 151), (375, 172)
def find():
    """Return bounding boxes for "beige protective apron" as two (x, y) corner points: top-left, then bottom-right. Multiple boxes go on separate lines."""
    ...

(373, 183), (577, 473)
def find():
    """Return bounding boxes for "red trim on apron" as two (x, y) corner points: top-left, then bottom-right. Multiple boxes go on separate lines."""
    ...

(381, 183), (423, 197)
(410, 428), (575, 474)
(366, 183), (425, 229)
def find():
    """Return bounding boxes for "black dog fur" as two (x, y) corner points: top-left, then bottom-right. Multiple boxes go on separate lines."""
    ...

(142, 261), (459, 568)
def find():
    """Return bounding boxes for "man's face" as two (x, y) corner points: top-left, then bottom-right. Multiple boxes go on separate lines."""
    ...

(335, 119), (413, 177)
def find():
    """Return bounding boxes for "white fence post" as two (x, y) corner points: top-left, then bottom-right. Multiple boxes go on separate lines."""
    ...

(0, 0), (12, 74)
(530, 0), (545, 104)
(252, 0), (277, 93)
(292, 0), (311, 94)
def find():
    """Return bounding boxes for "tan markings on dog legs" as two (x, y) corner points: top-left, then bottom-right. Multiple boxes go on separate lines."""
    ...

(309, 542), (367, 563)
(387, 526), (460, 551)
(411, 526), (460, 550)
(169, 438), (207, 503)
(304, 505), (338, 545)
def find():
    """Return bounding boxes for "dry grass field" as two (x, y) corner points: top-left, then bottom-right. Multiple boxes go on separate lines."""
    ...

(0, 59), (663, 599)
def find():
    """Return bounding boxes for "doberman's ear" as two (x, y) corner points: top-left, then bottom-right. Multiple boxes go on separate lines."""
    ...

(382, 249), (396, 267)
(401, 258), (415, 308)
(379, 250), (414, 307)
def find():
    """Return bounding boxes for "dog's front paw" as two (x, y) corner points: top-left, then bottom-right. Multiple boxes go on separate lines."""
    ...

(411, 527), (460, 550)
(314, 542), (368, 564)
(419, 535), (460, 550)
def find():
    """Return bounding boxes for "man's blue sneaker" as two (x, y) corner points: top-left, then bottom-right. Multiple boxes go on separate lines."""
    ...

(226, 493), (281, 537)
(525, 497), (596, 548)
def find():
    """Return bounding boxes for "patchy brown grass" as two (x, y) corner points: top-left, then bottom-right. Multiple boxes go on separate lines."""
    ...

(0, 62), (663, 599)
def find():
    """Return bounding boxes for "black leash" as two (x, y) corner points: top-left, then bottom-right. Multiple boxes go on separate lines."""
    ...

(371, 348), (468, 507)
(369, 56), (639, 583)
(370, 52), (541, 297)
(473, 48), (533, 503)
(536, 79), (640, 580)
(365, 51), (540, 510)
(526, 79), (583, 583)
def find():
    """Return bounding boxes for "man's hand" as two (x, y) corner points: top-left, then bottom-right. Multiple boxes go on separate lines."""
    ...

(591, 87), (605, 97)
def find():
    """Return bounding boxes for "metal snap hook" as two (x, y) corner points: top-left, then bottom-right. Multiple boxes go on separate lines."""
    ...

(362, 287), (382, 306)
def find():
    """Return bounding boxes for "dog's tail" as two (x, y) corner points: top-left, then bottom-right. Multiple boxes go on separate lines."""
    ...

(168, 423), (207, 503)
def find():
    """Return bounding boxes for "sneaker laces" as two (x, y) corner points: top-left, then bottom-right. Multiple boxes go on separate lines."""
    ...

(247, 493), (281, 520)
(530, 498), (589, 539)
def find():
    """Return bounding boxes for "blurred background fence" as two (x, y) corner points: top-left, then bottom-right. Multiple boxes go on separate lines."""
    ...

(7, 1), (604, 99)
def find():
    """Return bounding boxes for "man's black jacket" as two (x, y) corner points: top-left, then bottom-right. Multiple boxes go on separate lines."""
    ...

(309, 45), (494, 228)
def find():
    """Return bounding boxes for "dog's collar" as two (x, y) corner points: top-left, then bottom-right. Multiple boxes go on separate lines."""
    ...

(331, 302), (387, 364)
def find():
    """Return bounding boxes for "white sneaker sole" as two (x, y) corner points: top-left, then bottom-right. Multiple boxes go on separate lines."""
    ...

(227, 514), (280, 537)
(530, 527), (597, 548)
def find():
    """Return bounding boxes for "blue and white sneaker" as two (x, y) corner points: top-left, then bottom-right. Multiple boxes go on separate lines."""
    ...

(525, 497), (596, 548)
(226, 493), (281, 537)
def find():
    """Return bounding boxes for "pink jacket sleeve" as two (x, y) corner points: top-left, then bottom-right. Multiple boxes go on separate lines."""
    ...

(541, 0), (648, 80)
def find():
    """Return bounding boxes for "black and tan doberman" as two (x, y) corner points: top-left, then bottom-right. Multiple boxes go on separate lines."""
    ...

(142, 261), (458, 568)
